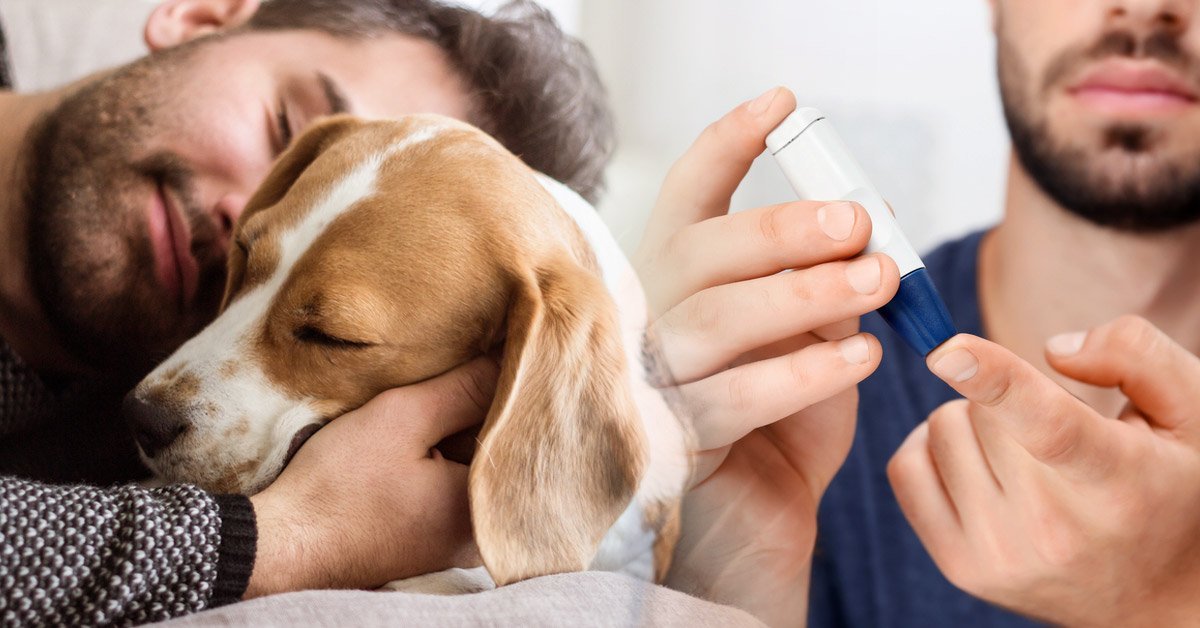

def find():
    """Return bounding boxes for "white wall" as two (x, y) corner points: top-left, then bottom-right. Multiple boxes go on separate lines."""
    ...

(580, 0), (1012, 254)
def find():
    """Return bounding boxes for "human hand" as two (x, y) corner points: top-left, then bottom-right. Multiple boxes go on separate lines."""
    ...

(638, 87), (899, 626)
(245, 358), (498, 596)
(889, 316), (1200, 626)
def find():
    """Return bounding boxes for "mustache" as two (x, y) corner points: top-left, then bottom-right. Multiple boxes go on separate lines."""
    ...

(1042, 29), (1200, 94)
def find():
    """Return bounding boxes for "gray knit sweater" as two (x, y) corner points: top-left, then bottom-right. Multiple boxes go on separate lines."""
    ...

(0, 338), (257, 626)
(1, 31), (256, 626)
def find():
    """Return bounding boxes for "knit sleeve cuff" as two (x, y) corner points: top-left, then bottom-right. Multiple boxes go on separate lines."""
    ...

(210, 494), (257, 607)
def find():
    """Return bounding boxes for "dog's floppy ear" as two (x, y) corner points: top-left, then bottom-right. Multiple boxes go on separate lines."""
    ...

(470, 253), (648, 585)
(220, 115), (359, 311)
(240, 114), (360, 219)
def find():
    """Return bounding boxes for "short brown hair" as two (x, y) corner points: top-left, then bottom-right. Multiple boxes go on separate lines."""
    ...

(247, 0), (615, 203)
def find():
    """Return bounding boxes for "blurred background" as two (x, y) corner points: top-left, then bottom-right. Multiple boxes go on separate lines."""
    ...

(1, 0), (1010, 253)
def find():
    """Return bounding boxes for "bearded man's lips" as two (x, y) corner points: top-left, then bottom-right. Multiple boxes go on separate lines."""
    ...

(1068, 59), (1199, 118)
(146, 181), (200, 312)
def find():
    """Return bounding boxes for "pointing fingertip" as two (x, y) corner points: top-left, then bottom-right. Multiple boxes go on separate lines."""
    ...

(930, 348), (979, 383)
(1047, 331), (1087, 357)
(747, 86), (783, 115)
(839, 335), (871, 365)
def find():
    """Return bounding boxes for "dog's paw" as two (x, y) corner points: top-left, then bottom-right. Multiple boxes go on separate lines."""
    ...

(381, 567), (496, 595)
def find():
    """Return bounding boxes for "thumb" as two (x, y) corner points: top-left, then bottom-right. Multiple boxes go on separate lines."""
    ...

(1046, 315), (1200, 434)
(926, 334), (1112, 474)
(367, 357), (499, 447)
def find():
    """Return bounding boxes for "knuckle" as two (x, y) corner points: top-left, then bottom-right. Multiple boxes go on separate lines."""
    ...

(1027, 495), (1085, 570)
(786, 270), (818, 306)
(710, 107), (756, 142)
(724, 371), (756, 415)
(886, 447), (919, 487)
(1026, 417), (1080, 464)
(757, 204), (794, 250)
(657, 230), (693, 271)
(681, 292), (725, 339)
(1109, 315), (1159, 352)
(977, 370), (1015, 408)
(786, 350), (812, 392)
(927, 400), (969, 439)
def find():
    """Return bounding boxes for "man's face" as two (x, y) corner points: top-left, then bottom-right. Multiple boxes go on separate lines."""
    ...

(26, 30), (470, 380)
(995, 0), (1200, 231)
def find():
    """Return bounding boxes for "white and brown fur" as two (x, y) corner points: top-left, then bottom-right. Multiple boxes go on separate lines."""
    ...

(128, 114), (690, 591)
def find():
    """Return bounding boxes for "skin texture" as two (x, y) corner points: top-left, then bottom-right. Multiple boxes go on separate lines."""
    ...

(635, 87), (900, 626)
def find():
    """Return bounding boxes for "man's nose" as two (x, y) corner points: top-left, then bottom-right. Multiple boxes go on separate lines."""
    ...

(1108, 0), (1194, 33)
(211, 193), (249, 244)
(122, 393), (190, 458)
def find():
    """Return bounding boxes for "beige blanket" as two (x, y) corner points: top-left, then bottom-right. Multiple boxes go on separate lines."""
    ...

(157, 572), (763, 627)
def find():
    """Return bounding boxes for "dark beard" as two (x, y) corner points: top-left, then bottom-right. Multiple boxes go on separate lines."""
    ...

(999, 28), (1200, 233)
(23, 43), (225, 385)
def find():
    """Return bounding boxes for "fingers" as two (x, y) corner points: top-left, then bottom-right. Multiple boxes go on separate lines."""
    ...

(639, 86), (797, 255)
(680, 334), (881, 450)
(923, 400), (1004, 509)
(643, 200), (875, 312)
(1046, 315), (1200, 432)
(888, 421), (964, 551)
(926, 334), (1112, 478)
(656, 253), (899, 382)
(367, 357), (500, 447)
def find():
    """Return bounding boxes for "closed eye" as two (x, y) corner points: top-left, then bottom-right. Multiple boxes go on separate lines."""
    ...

(294, 325), (372, 349)
(276, 97), (294, 151)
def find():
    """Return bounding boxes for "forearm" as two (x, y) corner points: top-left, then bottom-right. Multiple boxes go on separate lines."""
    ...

(0, 476), (255, 626)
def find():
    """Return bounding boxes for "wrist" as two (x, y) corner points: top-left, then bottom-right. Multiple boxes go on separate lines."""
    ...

(245, 490), (311, 598)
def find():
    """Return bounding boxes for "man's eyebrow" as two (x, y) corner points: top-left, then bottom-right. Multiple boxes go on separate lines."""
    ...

(317, 72), (351, 115)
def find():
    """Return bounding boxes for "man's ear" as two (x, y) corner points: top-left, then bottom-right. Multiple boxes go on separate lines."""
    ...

(985, 0), (998, 33)
(144, 0), (261, 51)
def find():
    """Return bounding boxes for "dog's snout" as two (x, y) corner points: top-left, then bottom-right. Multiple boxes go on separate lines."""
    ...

(122, 393), (189, 458)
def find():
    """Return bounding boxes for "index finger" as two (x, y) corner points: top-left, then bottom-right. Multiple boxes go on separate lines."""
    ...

(638, 87), (797, 256)
(926, 334), (1115, 479)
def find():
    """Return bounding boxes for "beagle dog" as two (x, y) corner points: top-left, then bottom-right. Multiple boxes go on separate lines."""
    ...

(124, 114), (690, 591)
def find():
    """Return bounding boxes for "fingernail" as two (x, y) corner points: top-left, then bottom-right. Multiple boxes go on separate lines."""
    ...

(839, 335), (871, 365)
(846, 257), (882, 294)
(1047, 331), (1087, 357)
(818, 202), (857, 241)
(930, 348), (979, 383)
(747, 87), (781, 115)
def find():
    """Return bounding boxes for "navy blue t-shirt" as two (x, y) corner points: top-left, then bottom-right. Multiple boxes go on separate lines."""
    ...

(808, 230), (1041, 627)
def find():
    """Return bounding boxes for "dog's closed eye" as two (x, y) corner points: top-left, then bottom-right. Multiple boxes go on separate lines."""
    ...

(293, 325), (373, 349)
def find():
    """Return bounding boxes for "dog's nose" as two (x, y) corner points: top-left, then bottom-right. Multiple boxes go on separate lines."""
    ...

(122, 393), (189, 458)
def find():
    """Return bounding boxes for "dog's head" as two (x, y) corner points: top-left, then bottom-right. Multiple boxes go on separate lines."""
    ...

(125, 114), (646, 582)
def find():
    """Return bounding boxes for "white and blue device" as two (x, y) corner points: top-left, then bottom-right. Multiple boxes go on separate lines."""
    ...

(767, 107), (956, 356)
